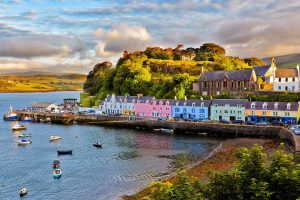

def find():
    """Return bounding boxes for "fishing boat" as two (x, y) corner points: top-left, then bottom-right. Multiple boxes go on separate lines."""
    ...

(93, 142), (102, 148)
(57, 150), (72, 155)
(12, 123), (27, 131)
(18, 139), (31, 145)
(18, 134), (32, 138)
(21, 116), (33, 122)
(53, 168), (62, 178)
(19, 187), (28, 197)
(53, 160), (60, 168)
(49, 136), (61, 142)
(3, 107), (17, 121)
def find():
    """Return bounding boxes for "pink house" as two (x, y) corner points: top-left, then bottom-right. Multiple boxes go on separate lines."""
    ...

(135, 96), (155, 118)
(151, 99), (173, 119)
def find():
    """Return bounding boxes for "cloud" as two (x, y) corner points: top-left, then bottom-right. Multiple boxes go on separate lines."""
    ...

(0, 34), (87, 58)
(94, 24), (152, 57)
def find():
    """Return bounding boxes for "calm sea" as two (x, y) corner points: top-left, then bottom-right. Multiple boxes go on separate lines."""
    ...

(0, 91), (221, 200)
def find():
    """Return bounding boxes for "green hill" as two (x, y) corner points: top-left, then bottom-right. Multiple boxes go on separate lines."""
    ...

(262, 53), (300, 68)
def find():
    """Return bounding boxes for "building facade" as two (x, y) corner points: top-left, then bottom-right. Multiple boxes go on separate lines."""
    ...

(193, 69), (257, 96)
(135, 96), (155, 118)
(151, 99), (173, 119)
(245, 101), (300, 124)
(101, 94), (137, 115)
(30, 102), (59, 112)
(253, 58), (277, 83)
(210, 99), (248, 121)
(273, 67), (299, 92)
(172, 99), (210, 120)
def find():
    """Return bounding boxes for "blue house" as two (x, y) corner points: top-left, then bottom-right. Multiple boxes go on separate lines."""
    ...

(172, 99), (211, 120)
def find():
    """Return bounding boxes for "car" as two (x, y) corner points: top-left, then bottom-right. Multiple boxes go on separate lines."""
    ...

(290, 125), (300, 132)
(219, 119), (230, 124)
(232, 120), (245, 124)
(200, 119), (211, 123)
(294, 128), (300, 135)
(271, 121), (284, 126)
(256, 121), (269, 126)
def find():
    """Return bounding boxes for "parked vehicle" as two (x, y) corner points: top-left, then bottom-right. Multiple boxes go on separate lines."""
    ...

(232, 120), (245, 124)
(290, 125), (300, 132)
(294, 128), (300, 135)
(219, 119), (230, 124)
(256, 122), (269, 126)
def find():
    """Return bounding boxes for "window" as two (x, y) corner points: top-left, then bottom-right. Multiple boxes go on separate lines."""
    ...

(183, 108), (187, 112)
(202, 92), (207, 96)
(217, 82), (220, 88)
(293, 77), (295, 82)
(224, 110), (228, 114)
(238, 111), (242, 114)
(192, 108), (195, 113)
(285, 112), (290, 116)
(175, 108), (179, 112)
(262, 111), (266, 116)
(292, 86), (295, 91)
(213, 104), (218, 107)
(286, 78), (288, 82)
(192, 103), (195, 107)
(285, 86), (288, 91)
(223, 81), (227, 88)
(263, 103), (267, 109)
(279, 78), (281, 82)
(199, 109), (205, 113)
(251, 111), (256, 115)
(273, 111), (278, 116)
(251, 103), (255, 109)
(287, 103), (291, 109)
(204, 81), (207, 88)
(278, 86), (281, 90)
(201, 102), (204, 107)
(274, 103), (278, 109)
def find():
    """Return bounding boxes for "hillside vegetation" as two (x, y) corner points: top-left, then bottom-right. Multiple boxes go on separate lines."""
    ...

(263, 53), (300, 68)
(84, 43), (265, 99)
(0, 74), (86, 92)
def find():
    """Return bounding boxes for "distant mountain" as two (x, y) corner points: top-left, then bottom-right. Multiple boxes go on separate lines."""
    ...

(262, 53), (300, 68)
(2, 71), (87, 77)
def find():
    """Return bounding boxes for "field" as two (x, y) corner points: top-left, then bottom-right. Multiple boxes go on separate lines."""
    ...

(0, 74), (86, 92)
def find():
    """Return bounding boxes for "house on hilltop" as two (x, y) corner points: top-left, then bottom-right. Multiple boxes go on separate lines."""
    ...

(273, 66), (299, 92)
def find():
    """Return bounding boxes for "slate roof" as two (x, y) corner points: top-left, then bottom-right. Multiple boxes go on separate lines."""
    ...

(172, 99), (211, 107)
(275, 68), (298, 78)
(246, 101), (299, 111)
(198, 69), (253, 82)
(253, 65), (271, 77)
(151, 99), (174, 105)
(137, 96), (155, 103)
(105, 95), (138, 103)
(211, 99), (248, 107)
(32, 102), (54, 108)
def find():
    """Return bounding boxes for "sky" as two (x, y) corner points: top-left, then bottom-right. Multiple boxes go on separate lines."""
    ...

(0, 0), (300, 74)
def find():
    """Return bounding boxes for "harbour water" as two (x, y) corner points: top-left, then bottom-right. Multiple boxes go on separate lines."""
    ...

(0, 91), (222, 199)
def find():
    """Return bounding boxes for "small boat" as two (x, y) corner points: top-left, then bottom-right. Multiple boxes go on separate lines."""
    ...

(3, 106), (18, 121)
(19, 187), (28, 197)
(12, 123), (27, 131)
(93, 142), (102, 148)
(18, 134), (32, 138)
(18, 139), (31, 145)
(57, 150), (72, 155)
(21, 116), (33, 122)
(160, 128), (174, 134)
(53, 168), (62, 178)
(153, 128), (161, 132)
(53, 160), (60, 168)
(49, 136), (61, 142)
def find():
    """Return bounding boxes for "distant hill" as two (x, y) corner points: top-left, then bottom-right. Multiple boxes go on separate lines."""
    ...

(2, 71), (87, 77)
(262, 53), (300, 68)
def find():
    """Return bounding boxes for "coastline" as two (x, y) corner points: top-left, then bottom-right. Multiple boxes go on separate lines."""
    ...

(0, 89), (82, 93)
(123, 137), (293, 200)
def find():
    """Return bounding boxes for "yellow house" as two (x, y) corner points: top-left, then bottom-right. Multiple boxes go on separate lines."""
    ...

(245, 101), (300, 124)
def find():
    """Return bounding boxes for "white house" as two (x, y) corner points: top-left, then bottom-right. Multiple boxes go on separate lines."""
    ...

(101, 94), (137, 115)
(273, 66), (299, 92)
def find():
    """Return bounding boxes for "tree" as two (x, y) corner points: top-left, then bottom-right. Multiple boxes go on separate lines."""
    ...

(194, 43), (225, 61)
(244, 57), (266, 66)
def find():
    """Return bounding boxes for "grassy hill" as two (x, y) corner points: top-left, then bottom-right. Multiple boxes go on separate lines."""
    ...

(0, 73), (86, 92)
(262, 53), (300, 68)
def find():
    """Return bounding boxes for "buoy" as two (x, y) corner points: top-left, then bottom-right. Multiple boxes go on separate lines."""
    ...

(19, 187), (28, 197)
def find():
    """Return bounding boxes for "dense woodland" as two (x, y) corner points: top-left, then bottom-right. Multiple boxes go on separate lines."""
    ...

(83, 43), (266, 100)
(143, 145), (300, 200)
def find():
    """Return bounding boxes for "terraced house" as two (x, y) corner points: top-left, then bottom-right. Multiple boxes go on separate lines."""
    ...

(210, 99), (248, 121)
(135, 96), (155, 118)
(245, 101), (300, 124)
(101, 94), (137, 115)
(172, 99), (210, 120)
(151, 99), (173, 119)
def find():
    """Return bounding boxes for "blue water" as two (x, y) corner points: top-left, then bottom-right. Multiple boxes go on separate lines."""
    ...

(0, 91), (221, 199)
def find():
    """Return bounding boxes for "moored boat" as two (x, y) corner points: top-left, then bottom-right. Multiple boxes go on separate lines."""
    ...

(3, 107), (17, 121)
(21, 116), (33, 122)
(57, 150), (72, 155)
(93, 142), (102, 148)
(49, 136), (61, 142)
(160, 128), (174, 134)
(19, 187), (28, 197)
(53, 160), (60, 168)
(18, 134), (32, 138)
(18, 139), (31, 145)
(53, 168), (62, 178)
(12, 123), (27, 131)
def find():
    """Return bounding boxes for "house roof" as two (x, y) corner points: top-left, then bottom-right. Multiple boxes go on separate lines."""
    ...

(275, 68), (298, 78)
(32, 102), (54, 108)
(137, 96), (155, 103)
(211, 99), (248, 107)
(246, 101), (299, 111)
(198, 69), (253, 82)
(105, 95), (138, 103)
(152, 99), (174, 105)
(172, 99), (211, 107)
(253, 65), (271, 77)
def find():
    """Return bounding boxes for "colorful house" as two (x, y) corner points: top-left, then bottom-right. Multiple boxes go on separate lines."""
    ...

(151, 99), (173, 119)
(210, 99), (248, 121)
(135, 96), (155, 118)
(245, 101), (300, 124)
(101, 94), (137, 115)
(172, 99), (210, 120)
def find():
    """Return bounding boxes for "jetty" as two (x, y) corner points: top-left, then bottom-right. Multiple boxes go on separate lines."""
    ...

(15, 111), (300, 152)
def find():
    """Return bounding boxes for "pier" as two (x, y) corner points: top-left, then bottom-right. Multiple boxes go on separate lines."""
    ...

(16, 111), (300, 152)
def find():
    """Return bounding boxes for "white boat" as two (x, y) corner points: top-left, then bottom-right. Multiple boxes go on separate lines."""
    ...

(21, 116), (33, 122)
(19, 187), (28, 197)
(12, 123), (27, 131)
(18, 139), (31, 145)
(53, 169), (62, 178)
(160, 128), (174, 134)
(49, 136), (61, 142)
(18, 134), (32, 138)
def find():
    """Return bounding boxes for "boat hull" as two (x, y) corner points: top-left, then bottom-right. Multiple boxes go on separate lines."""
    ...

(57, 150), (72, 155)
(93, 143), (102, 148)
(3, 115), (17, 121)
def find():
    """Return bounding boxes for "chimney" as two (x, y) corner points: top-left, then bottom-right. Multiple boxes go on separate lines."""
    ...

(137, 94), (143, 99)
(174, 96), (177, 100)
(184, 96), (187, 101)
